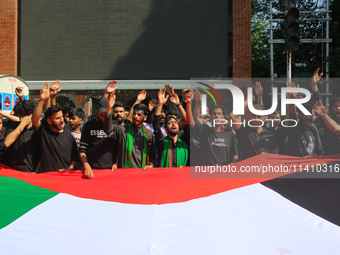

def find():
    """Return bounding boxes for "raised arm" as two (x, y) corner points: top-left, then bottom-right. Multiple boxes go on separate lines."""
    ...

(49, 80), (62, 106)
(104, 89), (121, 138)
(15, 87), (25, 101)
(106, 89), (117, 117)
(126, 90), (147, 122)
(193, 90), (206, 125)
(184, 90), (193, 127)
(148, 99), (157, 112)
(4, 115), (31, 147)
(0, 110), (20, 122)
(253, 81), (263, 106)
(153, 89), (168, 143)
(155, 89), (168, 117)
(311, 68), (323, 93)
(314, 100), (340, 135)
(103, 80), (118, 99)
(169, 91), (186, 129)
(286, 82), (300, 119)
(32, 82), (52, 130)
(164, 83), (175, 96)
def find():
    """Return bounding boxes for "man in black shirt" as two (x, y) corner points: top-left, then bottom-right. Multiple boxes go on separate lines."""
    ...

(193, 101), (238, 166)
(79, 98), (118, 179)
(285, 80), (323, 157)
(237, 104), (278, 161)
(265, 111), (288, 155)
(32, 82), (78, 172)
(153, 89), (188, 167)
(287, 107), (323, 157)
(104, 91), (155, 169)
(3, 100), (39, 172)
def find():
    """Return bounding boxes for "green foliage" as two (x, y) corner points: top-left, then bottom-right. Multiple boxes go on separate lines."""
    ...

(251, 0), (270, 77)
(251, 0), (338, 80)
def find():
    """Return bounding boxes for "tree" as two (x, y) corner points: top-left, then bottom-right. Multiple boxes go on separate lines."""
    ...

(251, 0), (270, 77)
(251, 0), (337, 79)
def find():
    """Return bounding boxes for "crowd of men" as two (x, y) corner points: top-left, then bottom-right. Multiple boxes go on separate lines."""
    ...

(0, 69), (339, 178)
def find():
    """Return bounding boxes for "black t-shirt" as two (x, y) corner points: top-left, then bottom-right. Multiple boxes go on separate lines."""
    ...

(287, 114), (323, 157)
(79, 118), (117, 169)
(196, 123), (238, 166)
(237, 126), (278, 161)
(37, 120), (78, 172)
(4, 122), (39, 172)
(264, 125), (288, 155)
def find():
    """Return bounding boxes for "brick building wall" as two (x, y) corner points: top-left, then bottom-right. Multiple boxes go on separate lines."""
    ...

(0, 0), (17, 75)
(233, 0), (252, 78)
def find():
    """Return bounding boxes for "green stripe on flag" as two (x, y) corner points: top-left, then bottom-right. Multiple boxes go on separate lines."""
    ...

(0, 175), (58, 229)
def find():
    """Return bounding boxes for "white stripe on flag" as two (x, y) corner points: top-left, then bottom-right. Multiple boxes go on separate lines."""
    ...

(1, 183), (339, 255)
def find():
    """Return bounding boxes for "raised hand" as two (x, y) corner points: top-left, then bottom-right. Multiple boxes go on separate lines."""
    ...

(164, 83), (174, 96)
(136, 90), (147, 103)
(158, 88), (169, 105)
(185, 92), (192, 103)
(314, 100), (329, 117)
(312, 68), (323, 84)
(311, 68), (323, 93)
(105, 80), (118, 94)
(15, 86), (24, 98)
(253, 81), (263, 97)
(40, 82), (52, 101)
(148, 99), (157, 111)
(170, 92), (180, 105)
(194, 90), (202, 102)
(286, 82), (299, 99)
(107, 89), (117, 112)
(50, 80), (62, 97)
(182, 89), (193, 103)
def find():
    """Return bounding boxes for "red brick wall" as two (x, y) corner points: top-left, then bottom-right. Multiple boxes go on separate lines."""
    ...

(0, 0), (17, 75)
(233, 0), (251, 78)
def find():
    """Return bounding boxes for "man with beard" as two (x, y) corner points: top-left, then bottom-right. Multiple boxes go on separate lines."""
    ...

(237, 104), (278, 160)
(32, 82), (78, 172)
(112, 101), (126, 125)
(154, 89), (188, 167)
(79, 98), (119, 179)
(144, 103), (168, 137)
(285, 82), (323, 157)
(3, 100), (39, 172)
(68, 108), (85, 148)
(190, 89), (238, 166)
(104, 90), (155, 169)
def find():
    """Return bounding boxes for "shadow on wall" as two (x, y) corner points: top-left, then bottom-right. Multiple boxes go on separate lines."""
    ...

(111, 0), (232, 79)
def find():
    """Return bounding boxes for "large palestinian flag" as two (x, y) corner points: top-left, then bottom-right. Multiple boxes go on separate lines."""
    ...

(1, 154), (340, 255)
